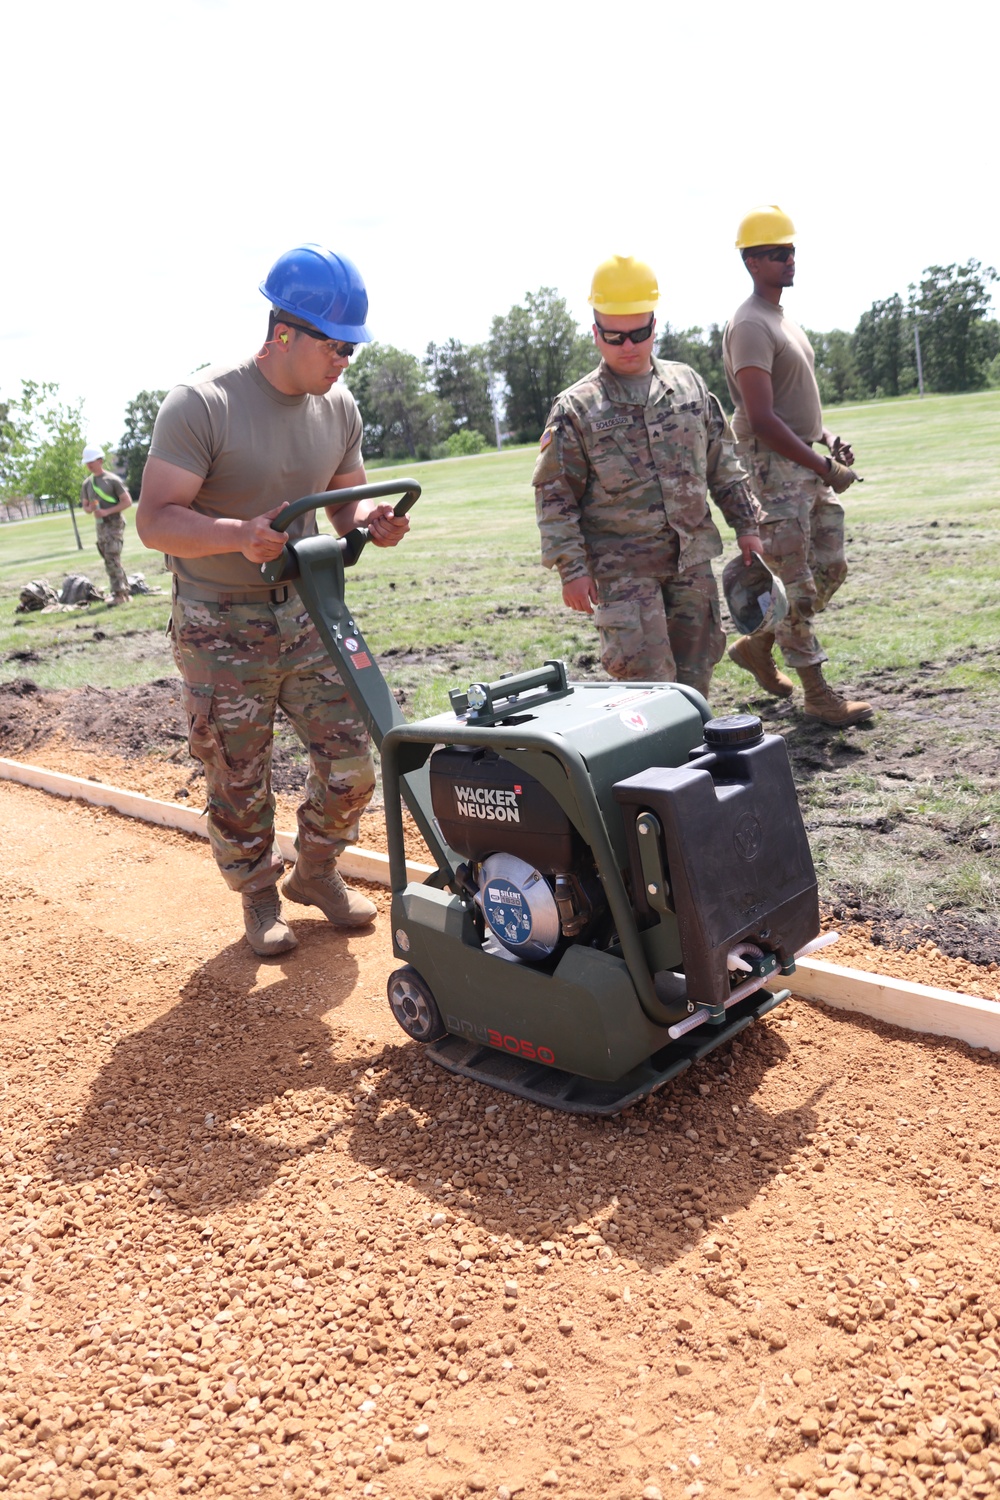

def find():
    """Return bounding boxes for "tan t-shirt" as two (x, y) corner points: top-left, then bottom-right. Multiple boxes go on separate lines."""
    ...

(148, 358), (364, 594)
(723, 294), (823, 445)
(81, 471), (127, 512)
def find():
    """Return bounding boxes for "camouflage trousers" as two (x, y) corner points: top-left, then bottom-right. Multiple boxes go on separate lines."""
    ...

(592, 562), (725, 701)
(738, 442), (847, 669)
(170, 591), (375, 894)
(95, 516), (129, 600)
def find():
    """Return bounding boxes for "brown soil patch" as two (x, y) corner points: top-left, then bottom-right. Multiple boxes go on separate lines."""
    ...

(0, 680), (432, 865)
(1, 779), (1000, 1500)
(826, 924), (1000, 1005)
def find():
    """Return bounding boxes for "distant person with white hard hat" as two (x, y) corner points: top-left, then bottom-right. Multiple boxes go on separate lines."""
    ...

(722, 206), (873, 726)
(80, 446), (133, 606)
(533, 255), (763, 700)
(137, 245), (408, 958)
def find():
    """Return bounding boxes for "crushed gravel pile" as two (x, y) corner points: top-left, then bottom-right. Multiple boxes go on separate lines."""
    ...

(1, 779), (999, 1500)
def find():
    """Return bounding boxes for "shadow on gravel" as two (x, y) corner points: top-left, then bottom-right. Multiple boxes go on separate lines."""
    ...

(51, 943), (825, 1274)
(334, 1019), (829, 1273)
(50, 925), (378, 1207)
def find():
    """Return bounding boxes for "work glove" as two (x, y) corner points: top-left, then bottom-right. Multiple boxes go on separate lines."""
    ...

(830, 435), (854, 466)
(825, 457), (858, 494)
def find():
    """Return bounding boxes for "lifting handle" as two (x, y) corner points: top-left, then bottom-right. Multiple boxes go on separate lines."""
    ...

(450, 660), (570, 723)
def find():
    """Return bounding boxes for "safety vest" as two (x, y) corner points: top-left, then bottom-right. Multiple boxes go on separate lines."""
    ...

(91, 479), (118, 509)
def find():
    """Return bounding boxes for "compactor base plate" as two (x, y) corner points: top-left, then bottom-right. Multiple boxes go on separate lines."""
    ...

(425, 987), (788, 1116)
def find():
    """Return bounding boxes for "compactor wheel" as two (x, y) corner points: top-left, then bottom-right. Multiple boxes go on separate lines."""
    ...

(386, 966), (447, 1043)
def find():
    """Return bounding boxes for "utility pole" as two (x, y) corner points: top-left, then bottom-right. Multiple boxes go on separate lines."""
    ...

(69, 499), (83, 549)
(44, 494), (83, 549)
(914, 323), (925, 398)
(485, 362), (503, 451)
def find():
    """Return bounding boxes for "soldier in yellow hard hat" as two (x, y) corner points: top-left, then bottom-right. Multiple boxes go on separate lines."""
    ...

(532, 255), (764, 701)
(722, 207), (873, 726)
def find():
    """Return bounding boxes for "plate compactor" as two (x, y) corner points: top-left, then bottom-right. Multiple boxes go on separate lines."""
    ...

(263, 480), (822, 1115)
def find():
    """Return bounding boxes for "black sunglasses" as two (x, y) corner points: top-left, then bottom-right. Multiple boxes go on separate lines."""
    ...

(753, 245), (795, 263)
(594, 315), (655, 346)
(280, 320), (357, 357)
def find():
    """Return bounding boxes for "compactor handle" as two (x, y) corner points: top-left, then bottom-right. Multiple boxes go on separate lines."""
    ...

(260, 478), (420, 582)
(268, 478), (421, 534)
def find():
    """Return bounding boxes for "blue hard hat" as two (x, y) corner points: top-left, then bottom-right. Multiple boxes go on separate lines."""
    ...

(260, 244), (371, 343)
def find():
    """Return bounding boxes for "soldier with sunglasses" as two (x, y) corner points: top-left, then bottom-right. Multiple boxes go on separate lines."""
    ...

(722, 206), (872, 726)
(138, 244), (408, 956)
(533, 255), (763, 701)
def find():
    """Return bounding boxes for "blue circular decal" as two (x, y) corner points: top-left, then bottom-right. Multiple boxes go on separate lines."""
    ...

(482, 877), (533, 947)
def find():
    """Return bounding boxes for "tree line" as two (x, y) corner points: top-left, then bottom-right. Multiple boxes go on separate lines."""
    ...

(351, 258), (999, 458)
(0, 386), (167, 515)
(2, 259), (996, 500)
(345, 287), (597, 460)
(660, 260), (999, 412)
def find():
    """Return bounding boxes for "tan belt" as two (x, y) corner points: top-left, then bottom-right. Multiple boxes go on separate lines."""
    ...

(171, 576), (297, 606)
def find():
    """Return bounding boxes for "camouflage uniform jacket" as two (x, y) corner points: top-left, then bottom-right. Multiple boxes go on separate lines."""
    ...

(533, 358), (761, 584)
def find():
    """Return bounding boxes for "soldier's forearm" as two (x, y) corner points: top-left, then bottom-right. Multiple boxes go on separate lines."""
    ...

(535, 482), (589, 584)
(539, 529), (589, 583)
(555, 558), (591, 585)
(750, 412), (829, 477)
(539, 535), (589, 581)
(712, 479), (762, 535)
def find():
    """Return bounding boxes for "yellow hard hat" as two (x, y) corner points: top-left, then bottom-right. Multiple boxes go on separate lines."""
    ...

(735, 205), (796, 250)
(589, 255), (659, 315)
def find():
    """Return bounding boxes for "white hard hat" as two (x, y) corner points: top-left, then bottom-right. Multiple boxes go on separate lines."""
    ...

(82, 445), (103, 463)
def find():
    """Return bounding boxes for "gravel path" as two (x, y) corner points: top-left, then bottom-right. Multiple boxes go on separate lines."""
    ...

(2, 778), (999, 1500)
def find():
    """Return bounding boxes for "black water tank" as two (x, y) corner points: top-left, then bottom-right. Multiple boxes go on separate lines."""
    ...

(613, 731), (818, 1010)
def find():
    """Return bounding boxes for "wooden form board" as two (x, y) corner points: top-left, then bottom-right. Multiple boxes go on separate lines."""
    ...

(767, 956), (1000, 1053)
(0, 756), (437, 887)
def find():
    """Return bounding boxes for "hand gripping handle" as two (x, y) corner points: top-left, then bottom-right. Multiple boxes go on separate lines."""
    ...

(268, 477), (421, 534)
(260, 479), (420, 581)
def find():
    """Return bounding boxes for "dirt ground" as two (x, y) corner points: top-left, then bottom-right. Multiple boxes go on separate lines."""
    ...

(2, 767), (1000, 1500)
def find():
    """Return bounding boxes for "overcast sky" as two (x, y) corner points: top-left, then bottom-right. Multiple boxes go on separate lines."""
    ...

(2, 0), (997, 447)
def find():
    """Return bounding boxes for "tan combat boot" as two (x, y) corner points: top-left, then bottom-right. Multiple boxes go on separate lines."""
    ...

(242, 885), (298, 955)
(797, 664), (874, 726)
(727, 630), (794, 698)
(283, 864), (377, 928)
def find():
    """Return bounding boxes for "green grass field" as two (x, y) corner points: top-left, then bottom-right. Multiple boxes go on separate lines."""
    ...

(2, 389), (998, 940)
(3, 391), (998, 697)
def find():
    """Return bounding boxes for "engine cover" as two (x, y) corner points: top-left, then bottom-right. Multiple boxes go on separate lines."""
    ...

(475, 853), (561, 961)
(429, 746), (577, 872)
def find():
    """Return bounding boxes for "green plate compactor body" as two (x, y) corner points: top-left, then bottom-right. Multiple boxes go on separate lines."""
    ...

(263, 481), (821, 1115)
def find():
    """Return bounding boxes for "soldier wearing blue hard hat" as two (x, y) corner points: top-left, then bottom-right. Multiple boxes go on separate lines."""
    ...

(138, 245), (408, 957)
(261, 244), (372, 344)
